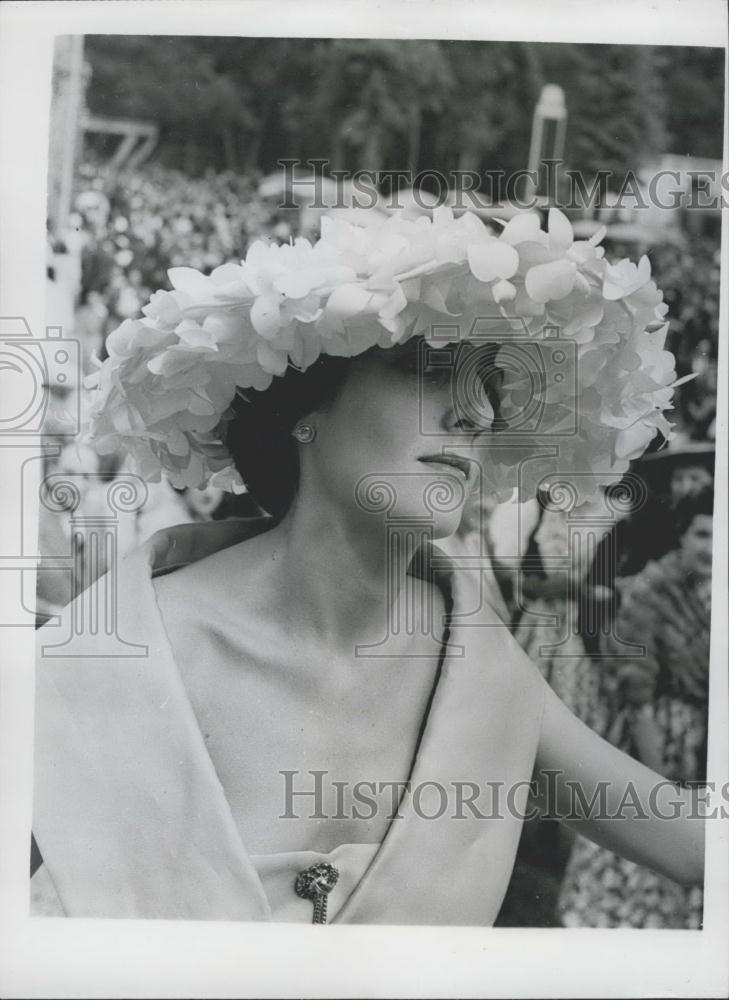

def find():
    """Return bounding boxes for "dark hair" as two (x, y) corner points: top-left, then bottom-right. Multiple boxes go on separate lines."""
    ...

(224, 353), (350, 519)
(674, 483), (714, 538)
(224, 335), (505, 519)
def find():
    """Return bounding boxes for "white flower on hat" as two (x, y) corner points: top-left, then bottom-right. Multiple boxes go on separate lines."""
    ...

(85, 206), (687, 503)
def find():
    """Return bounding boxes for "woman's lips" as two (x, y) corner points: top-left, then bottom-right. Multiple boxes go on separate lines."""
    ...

(418, 453), (473, 481)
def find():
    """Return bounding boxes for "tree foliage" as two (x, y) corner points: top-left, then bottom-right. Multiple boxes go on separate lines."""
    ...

(83, 37), (724, 181)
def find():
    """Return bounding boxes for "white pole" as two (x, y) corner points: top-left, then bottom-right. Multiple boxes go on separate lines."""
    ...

(525, 84), (567, 208)
(48, 35), (85, 238)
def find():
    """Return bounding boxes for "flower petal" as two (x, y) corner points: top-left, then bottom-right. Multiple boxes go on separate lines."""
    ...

(324, 283), (376, 321)
(250, 293), (282, 339)
(467, 241), (519, 282)
(492, 279), (516, 304)
(500, 213), (547, 246)
(548, 208), (574, 252)
(615, 422), (657, 460)
(256, 340), (288, 376)
(167, 267), (212, 297)
(525, 259), (577, 303)
(274, 270), (316, 299)
(378, 284), (408, 321)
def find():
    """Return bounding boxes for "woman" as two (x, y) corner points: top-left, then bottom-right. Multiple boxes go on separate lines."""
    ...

(557, 485), (713, 928)
(496, 498), (617, 926)
(32, 207), (705, 923)
(512, 498), (615, 714)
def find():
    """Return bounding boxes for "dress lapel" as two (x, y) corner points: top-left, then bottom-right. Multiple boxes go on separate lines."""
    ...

(35, 518), (545, 924)
(34, 518), (275, 920)
(334, 555), (546, 926)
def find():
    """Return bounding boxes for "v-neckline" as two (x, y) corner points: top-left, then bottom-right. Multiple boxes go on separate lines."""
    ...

(35, 516), (546, 922)
(149, 518), (454, 923)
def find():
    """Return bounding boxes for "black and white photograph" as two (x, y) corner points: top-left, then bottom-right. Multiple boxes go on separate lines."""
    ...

(0, 1), (727, 997)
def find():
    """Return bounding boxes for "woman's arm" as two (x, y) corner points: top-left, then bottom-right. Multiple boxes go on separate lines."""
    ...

(444, 553), (705, 887)
(534, 681), (705, 887)
(629, 704), (665, 774)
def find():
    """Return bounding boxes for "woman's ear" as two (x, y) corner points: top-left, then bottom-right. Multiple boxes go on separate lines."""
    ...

(292, 422), (317, 444)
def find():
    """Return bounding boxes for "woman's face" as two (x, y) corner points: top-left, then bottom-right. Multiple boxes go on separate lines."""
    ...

(670, 464), (713, 502)
(680, 513), (713, 578)
(300, 342), (495, 538)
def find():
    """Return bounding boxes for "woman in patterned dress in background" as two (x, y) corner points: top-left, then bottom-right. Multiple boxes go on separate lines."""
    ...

(557, 484), (713, 928)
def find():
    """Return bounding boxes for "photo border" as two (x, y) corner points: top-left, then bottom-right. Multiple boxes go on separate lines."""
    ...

(1, 1), (727, 997)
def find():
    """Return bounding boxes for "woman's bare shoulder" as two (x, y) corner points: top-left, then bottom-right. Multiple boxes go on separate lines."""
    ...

(152, 526), (276, 616)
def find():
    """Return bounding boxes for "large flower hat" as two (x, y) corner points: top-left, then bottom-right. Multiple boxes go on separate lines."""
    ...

(84, 206), (690, 504)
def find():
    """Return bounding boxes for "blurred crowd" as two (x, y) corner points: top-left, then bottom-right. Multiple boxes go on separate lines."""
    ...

(486, 448), (714, 929)
(40, 162), (289, 618)
(41, 162), (717, 929)
(68, 161), (294, 355)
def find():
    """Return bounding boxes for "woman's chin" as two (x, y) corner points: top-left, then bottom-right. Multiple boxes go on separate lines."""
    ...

(357, 501), (464, 539)
(429, 508), (467, 540)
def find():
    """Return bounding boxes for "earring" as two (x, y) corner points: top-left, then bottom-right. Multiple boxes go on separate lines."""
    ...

(293, 423), (316, 443)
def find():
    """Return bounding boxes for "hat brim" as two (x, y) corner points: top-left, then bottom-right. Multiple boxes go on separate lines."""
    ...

(635, 442), (715, 473)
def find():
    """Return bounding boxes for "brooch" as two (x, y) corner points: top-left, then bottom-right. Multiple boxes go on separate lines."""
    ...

(294, 862), (340, 924)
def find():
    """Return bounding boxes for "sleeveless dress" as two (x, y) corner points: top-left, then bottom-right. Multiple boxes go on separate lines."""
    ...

(32, 516), (547, 924)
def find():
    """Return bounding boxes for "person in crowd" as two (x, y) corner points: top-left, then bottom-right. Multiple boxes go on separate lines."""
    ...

(557, 484), (713, 928)
(512, 498), (615, 724)
(497, 496), (617, 926)
(436, 487), (511, 624)
(685, 338), (718, 442)
(586, 445), (714, 588)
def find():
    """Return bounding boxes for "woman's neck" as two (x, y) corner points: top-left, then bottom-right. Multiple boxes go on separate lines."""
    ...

(260, 493), (417, 652)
